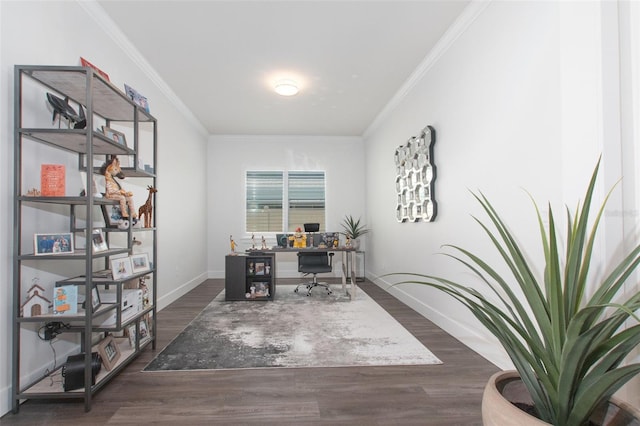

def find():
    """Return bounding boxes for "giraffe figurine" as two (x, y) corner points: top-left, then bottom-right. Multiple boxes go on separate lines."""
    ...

(100, 156), (138, 224)
(138, 185), (157, 228)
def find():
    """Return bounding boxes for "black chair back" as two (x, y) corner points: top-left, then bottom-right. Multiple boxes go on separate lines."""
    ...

(303, 223), (320, 233)
(298, 251), (332, 273)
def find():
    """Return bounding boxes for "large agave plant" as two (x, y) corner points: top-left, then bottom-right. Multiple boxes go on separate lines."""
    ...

(392, 159), (640, 425)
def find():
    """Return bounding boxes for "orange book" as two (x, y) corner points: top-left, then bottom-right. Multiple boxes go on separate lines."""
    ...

(41, 164), (65, 196)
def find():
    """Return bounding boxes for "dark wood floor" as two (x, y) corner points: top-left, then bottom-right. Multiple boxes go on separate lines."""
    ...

(2, 279), (498, 425)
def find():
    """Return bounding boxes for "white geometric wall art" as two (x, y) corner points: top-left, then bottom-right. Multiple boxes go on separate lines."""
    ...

(394, 125), (437, 222)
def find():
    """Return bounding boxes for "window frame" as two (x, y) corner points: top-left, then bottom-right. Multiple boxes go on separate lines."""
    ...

(245, 170), (326, 233)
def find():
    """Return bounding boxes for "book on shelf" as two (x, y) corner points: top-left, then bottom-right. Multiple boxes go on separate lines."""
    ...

(40, 164), (65, 196)
(53, 285), (78, 315)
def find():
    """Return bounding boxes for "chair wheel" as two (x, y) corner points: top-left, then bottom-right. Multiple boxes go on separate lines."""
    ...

(294, 288), (298, 293)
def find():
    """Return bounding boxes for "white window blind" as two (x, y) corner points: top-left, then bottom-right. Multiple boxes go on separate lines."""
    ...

(288, 171), (325, 231)
(246, 171), (283, 232)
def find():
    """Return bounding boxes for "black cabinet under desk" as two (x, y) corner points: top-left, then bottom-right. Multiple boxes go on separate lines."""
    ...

(225, 253), (276, 301)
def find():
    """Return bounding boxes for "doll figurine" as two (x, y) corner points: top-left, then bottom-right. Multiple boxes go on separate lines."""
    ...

(100, 156), (138, 226)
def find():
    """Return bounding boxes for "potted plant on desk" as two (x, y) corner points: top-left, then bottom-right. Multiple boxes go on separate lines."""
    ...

(341, 215), (369, 250)
(390, 159), (640, 425)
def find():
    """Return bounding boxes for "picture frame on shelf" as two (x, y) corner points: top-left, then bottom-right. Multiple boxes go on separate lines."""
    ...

(34, 232), (74, 255)
(91, 229), (108, 253)
(91, 287), (101, 310)
(101, 204), (124, 228)
(124, 83), (150, 113)
(82, 286), (101, 311)
(97, 335), (120, 371)
(254, 282), (269, 298)
(130, 253), (151, 274)
(139, 318), (151, 343)
(111, 257), (133, 280)
(102, 126), (127, 147)
(127, 324), (137, 348)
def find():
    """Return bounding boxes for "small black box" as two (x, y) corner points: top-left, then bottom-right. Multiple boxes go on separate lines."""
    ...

(62, 352), (102, 391)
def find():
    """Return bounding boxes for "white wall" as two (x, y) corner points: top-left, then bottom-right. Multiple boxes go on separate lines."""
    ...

(365, 0), (639, 406)
(2, 0), (639, 418)
(207, 135), (365, 278)
(0, 1), (209, 416)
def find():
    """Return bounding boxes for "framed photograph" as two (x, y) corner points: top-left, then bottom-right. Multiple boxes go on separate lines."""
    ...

(101, 204), (124, 228)
(130, 253), (151, 274)
(254, 282), (269, 298)
(111, 257), (133, 280)
(91, 229), (108, 253)
(124, 84), (150, 113)
(139, 318), (151, 343)
(255, 262), (265, 275)
(102, 126), (127, 147)
(34, 232), (74, 255)
(127, 324), (137, 348)
(97, 335), (121, 371)
(82, 286), (101, 311)
(91, 287), (101, 310)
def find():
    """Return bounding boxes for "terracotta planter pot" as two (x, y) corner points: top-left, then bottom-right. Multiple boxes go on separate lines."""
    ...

(482, 371), (548, 426)
(482, 371), (640, 426)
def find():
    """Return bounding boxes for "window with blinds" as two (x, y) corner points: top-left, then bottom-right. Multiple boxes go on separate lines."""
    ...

(287, 171), (325, 231)
(246, 171), (283, 232)
(246, 171), (325, 232)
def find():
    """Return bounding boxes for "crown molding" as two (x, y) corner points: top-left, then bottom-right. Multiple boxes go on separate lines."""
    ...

(362, 0), (492, 139)
(78, 0), (209, 138)
(209, 134), (362, 144)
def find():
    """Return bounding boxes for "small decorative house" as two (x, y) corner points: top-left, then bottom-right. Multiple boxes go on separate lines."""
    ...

(21, 282), (52, 317)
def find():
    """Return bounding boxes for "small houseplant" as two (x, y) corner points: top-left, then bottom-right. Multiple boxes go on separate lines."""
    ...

(391, 159), (640, 425)
(341, 215), (370, 249)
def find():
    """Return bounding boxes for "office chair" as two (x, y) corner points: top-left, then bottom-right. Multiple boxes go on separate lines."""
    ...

(294, 251), (334, 296)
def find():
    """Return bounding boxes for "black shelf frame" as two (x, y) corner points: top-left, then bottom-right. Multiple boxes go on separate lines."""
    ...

(12, 65), (158, 413)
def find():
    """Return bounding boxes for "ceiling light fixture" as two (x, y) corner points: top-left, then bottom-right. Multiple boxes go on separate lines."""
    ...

(274, 80), (299, 96)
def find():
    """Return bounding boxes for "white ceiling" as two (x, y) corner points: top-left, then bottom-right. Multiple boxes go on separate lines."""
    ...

(98, 1), (470, 136)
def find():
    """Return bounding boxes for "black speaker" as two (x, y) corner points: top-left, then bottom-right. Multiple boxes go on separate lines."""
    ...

(62, 352), (102, 391)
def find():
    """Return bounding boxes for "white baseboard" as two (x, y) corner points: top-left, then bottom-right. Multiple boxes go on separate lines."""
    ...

(157, 272), (208, 311)
(0, 342), (78, 416)
(370, 274), (512, 370)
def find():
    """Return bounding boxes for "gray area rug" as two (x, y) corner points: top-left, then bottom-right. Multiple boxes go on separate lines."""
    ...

(144, 285), (441, 371)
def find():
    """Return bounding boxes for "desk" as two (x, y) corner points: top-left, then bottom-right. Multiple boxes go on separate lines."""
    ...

(247, 247), (358, 299)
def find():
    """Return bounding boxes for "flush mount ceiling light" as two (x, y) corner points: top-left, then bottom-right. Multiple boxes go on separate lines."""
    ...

(274, 80), (299, 96)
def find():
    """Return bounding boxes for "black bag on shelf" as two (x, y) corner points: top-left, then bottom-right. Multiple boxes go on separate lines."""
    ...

(62, 352), (102, 391)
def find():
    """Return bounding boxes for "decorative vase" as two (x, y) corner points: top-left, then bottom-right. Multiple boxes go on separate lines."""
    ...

(482, 371), (640, 426)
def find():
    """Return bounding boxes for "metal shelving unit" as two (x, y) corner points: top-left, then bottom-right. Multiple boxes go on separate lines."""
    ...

(12, 65), (158, 412)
